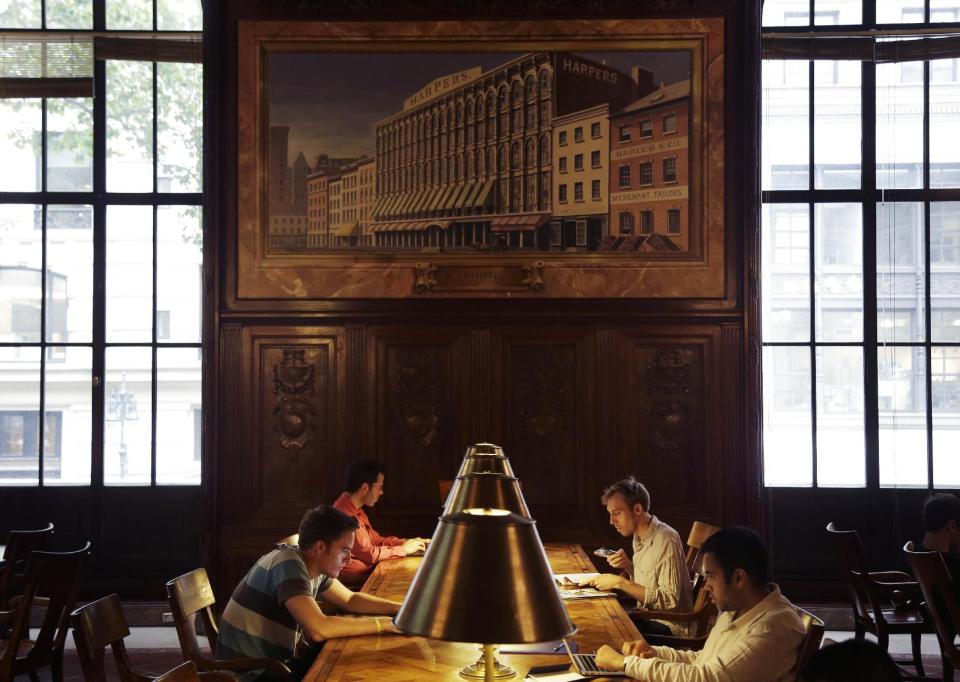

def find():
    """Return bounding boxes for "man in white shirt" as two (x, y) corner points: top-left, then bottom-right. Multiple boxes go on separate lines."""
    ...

(583, 477), (692, 636)
(595, 527), (806, 682)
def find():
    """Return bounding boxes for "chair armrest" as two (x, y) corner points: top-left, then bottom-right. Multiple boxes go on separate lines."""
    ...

(628, 607), (703, 623)
(0, 608), (17, 622)
(868, 571), (914, 582)
(201, 657), (292, 678)
(643, 634), (708, 651)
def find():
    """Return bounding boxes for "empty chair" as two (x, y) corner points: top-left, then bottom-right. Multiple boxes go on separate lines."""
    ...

(0, 542), (91, 682)
(684, 521), (721, 578)
(826, 522), (927, 677)
(71, 593), (162, 682)
(166, 568), (292, 679)
(0, 522), (54, 607)
(904, 541), (960, 681)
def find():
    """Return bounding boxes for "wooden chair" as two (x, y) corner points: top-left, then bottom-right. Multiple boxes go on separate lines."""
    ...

(71, 593), (162, 682)
(277, 533), (299, 547)
(826, 522), (927, 677)
(0, 522), (54, 607)
(630, 573), (717, 651)
(0, 542), (90, 682)
(794, 605), (826, 674)
(156, 662), (201, 682)
(904, 541), (960, 681)
(684, 521), (721, 578)
(166, 568), (292, 679)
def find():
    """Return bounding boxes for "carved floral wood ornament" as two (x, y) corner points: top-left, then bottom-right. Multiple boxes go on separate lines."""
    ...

(644, 348), (692, 451)
(272, 349), (317, 449)
(395, 349), (442, 447)
(234, 18), (726, 300)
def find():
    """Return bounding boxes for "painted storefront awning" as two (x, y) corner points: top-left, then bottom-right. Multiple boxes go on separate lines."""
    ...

(488, 213), (551, 232)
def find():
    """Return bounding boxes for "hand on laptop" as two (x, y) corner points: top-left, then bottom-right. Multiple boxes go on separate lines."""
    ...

(402, 538), (427, 554)
(621, 636), (655, 658)
(595, 645), (626, 672)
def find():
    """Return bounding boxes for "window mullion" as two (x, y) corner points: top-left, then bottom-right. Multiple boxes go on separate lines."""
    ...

(92, 56), (106, 489)
(863, 60), (880, 490)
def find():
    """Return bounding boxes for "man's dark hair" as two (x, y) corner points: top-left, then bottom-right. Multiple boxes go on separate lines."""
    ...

(298, 505), (358, 548)
(345, 458), (386, 493)
(701, 526), (769, 586)
(601, 477), (651, 513)
(801, 639), (902, 682)
(923, 493), (960, 533)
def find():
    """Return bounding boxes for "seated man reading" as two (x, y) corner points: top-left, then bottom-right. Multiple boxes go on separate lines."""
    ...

(217, 505), (403, 679)
(583, 477), (692, 636)
(333, 459), (427, 582)
(595, 526), (806, 682)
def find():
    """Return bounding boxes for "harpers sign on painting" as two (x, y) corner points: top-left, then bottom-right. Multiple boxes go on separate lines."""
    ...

(235, 20), (725, 299)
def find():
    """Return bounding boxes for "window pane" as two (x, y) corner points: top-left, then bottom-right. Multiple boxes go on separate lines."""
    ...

(47, 205), (93, 343)
(814, 61), (861, 190)
(931, 0), (960, 22)
(46, 346), (91, 485)
(932, 203), (960, 343)
(816, 203), (863, 342)
(877, 62), (923, 190)
(106, 0), (153, 29)
(104, 347), (152, 485)
(0, 0), (40, 27)
(0, 347), (40, 485)
(47, 98), (93, 192)
(933, 347), (960, 486)
(877, 202), (924, 343)
(762, 204), (810, 342)
(762, 0), (811, 27)
(931, 60), (960, 189)
(107, 205), (153, 342)
(157, 0), (202, 30)
(763, 346), (813, 486)
(157, 206), (201, 342)
(878, 346), (927, 487)
(0, 204), (42, 343)
(763, 60), (809, 190)
(45, 0), (92, 28)
(158, 62), (202, 193)
(815, 0), (861, 24)
(156, 348), (200, 484)
(107, 60), (154, 192)
(876, 0), (924, 23)
(817, 346), (866, 486)
(0, 99), (41, 192)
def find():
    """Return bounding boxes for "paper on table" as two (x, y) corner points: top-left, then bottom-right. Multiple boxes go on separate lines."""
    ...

(558, 587), (615, 600)
(525, 672), (585, 682)
(553, 572), (601, 587)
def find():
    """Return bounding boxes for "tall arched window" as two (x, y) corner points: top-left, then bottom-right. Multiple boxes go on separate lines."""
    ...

(525, 138), (536, 168)
(539, 134), (551, 166)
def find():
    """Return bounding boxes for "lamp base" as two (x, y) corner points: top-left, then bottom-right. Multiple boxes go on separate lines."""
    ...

(459, 644), (515, 680)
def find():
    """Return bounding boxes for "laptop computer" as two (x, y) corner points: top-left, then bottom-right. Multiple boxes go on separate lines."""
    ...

(562, 639), (629, 678)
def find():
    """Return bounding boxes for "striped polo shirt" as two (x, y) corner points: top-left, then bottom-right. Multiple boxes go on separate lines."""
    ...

(216, 546), (331, 672)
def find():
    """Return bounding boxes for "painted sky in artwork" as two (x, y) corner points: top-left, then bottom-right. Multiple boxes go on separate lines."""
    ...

(268, 50), (691, 165)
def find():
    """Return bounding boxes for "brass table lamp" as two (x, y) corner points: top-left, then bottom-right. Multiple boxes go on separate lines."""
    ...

(456, 454), (515, 478)
(463, 442), (505, 457)
(395, 509), (575, 681)
(443, 473), (530, 518)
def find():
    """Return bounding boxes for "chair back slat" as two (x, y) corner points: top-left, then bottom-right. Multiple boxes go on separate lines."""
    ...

(277, 534), (299, 547)
(0, 522), (54, 603)
(794, 606), (826, 674)
(71, 593), (139, 682)
(904, 540), (960, 667)
(825, 522), (876, 622)
(685, 521), (720, 576)
(166, 568), (220, 667)
(688, 573), (717, 638)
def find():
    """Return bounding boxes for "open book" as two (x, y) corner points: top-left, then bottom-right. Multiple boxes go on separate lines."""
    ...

(554, 573), (614, 599)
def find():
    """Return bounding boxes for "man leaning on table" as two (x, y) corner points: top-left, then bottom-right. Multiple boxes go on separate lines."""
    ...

(583, 477), (692, 636)
(217, 505), (403, 680)
(595, 526), (806, 682)
(333, 458), (428, 582)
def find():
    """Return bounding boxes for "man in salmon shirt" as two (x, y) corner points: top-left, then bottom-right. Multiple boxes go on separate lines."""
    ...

(333, 459), (428, 583)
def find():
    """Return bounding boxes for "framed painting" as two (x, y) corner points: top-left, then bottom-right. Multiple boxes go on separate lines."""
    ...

(235, 19), (725, 299)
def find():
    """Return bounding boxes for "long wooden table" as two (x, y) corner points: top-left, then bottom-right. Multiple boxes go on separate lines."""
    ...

(306, 543), (641, 681)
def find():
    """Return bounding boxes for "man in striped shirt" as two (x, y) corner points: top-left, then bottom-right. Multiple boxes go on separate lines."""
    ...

(216, 505), (403, 679)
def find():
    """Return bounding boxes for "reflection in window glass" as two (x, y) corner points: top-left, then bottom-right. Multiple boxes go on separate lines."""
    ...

(814, 61), (861, 190)
(933, 348), (960, 486)
(817, 346), (866, 486)
(106, 0), (152, 29)
(158, 0), (202, 30)
(815, 203), (863, 342)
(931, 203), (960, 343)
(107, 61), (154, 193)
(158, 62), (202, 193)
(0, 205), (42, 343)
(878, 346), (927, 487)
(45, 0), (92, 28)
(0, 100), (41, 192)
(876, 0), (925, 23)
(931, 1), (960, 22)
(46, 206), (93, 344)
(877, 203), (924, 343)
(0, 0), (40, 27)
(814, 0), (860, 25)
(104, 347), (152, 485)
(157, 206), (202, 343)
(763, 61), (809, 190)
(106, 206), (153, 342)
(47, 99), (93, 192)
(931, 60), (960, 189)
(0, 347), (40, 486)
(763, 346), (813, 486)
(156, 348), (201, 484)
(877, 63), (923, 190)
(45, 346), (91, 485)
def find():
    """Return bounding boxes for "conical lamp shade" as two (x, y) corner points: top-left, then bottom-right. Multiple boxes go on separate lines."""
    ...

(443, 473), (530, 518)
(464, 442), (505, 458)
(395, 511), (575, 644)
(456, 454), (515, 478)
